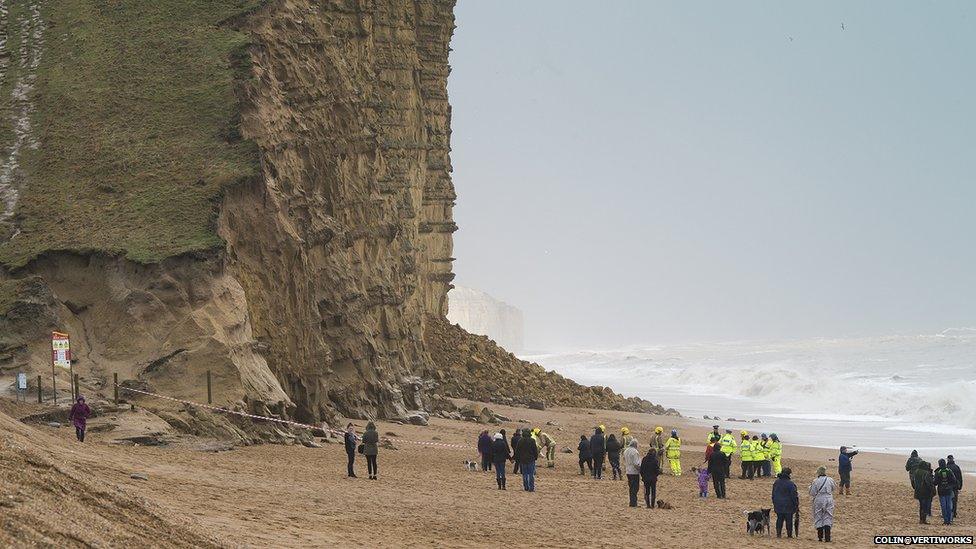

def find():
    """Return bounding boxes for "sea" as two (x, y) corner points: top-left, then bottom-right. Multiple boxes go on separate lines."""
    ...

(524, 328), (976, 475)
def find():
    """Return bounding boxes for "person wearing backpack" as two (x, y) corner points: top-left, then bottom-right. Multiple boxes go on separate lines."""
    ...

(362, 422), (380, 480)
(934, 458), (959, 525)
(913, 460), (935, 524)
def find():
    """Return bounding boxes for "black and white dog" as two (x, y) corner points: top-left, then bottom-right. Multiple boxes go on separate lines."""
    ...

(745, 509), (771, 536)
(463, 460), (480, 471)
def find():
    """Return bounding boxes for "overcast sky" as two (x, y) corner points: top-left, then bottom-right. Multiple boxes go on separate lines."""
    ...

(447, 0), (976, 351)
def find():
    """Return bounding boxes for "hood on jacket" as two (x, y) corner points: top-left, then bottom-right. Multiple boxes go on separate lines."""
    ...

(365, 421), (376, 431)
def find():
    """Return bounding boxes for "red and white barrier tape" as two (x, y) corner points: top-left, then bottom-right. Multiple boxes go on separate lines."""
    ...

(116, 384), (470, 449)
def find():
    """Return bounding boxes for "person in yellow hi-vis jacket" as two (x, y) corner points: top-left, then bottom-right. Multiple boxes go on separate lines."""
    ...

(759, 433), (772, 477)
(539, 431), (556, 468)
(718, 429), (737, 479)
(739, 430), (752, 479)
(664, 429), (682, 476)
(769, 433), (783, 475)
(621, 426), (634, 452)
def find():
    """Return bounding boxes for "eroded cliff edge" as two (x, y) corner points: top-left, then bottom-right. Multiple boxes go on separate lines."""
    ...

(0, 0), (670, 435)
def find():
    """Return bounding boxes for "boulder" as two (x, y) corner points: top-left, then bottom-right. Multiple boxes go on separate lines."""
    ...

(404, 411), (429, 426)
(528, 400), (545, 411)
(129, 473), (149, 481)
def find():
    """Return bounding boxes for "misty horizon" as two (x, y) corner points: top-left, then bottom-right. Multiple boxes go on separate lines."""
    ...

(447, 0), (976, 351)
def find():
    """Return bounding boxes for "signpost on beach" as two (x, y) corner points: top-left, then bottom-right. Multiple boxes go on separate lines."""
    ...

(16, 372), (27, 402)
(51, 331), (71, 404)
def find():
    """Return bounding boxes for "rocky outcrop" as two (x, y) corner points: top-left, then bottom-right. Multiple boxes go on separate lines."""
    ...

(425, 317), (677, 415)
(447, 286), (524, 352)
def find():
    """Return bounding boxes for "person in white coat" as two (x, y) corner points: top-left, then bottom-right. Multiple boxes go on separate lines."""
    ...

(809, 465), (837, 542)
(624, 438), (642, 507)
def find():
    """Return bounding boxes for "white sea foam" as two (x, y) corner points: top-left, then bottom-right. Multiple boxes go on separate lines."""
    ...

(529, 329), (976, 429)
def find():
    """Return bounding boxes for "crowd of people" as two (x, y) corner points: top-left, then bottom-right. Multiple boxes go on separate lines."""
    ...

(907, 450), (963, 525)
(470, 424), (967, 541)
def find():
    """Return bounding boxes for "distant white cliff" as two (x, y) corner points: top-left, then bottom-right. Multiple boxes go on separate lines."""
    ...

(447, 286), (524, 353)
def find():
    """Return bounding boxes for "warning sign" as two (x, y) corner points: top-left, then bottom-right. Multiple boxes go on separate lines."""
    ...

(52, 332), (71, 370)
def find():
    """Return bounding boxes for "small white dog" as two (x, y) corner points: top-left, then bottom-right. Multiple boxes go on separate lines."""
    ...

(463, 460), (481, 471)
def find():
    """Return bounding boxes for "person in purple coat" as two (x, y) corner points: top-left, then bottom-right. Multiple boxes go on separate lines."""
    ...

(68, 395), (91, 442)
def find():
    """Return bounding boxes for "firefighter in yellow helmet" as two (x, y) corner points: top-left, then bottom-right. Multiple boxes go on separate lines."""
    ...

(620, 426), (634, 452)
(769, 433), (783, 475)
(650, 426), (665, 471)
(663, 429), (682, 476)
(739, 430), (752, 479)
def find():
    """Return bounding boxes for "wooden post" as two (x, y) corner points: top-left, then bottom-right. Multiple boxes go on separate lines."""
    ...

(51, 363), (57, 406)
(73, 373), (79, 400)
(37, 375), (42, 404)
(114, 373), (119, 404)
(206, 370), (212, 404)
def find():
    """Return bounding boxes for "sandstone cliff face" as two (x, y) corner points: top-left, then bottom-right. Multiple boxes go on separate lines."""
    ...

(222, 0), (457, 421)
(0, 0), (672, 434)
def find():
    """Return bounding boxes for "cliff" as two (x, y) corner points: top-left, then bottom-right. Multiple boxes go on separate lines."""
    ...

(447, 286), (524, 352)
(0, 0), (669, 434)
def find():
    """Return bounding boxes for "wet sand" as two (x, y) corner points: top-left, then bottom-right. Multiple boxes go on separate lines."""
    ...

(8, 400), (975, 547)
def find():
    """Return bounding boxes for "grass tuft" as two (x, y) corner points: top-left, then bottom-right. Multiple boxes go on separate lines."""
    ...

(0, 0), (265, 268)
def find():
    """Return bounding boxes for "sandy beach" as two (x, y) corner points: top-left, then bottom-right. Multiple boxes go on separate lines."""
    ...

(3, 399), (973, 548)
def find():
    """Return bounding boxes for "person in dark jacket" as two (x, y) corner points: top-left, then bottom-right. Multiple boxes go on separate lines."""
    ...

(640, 448), (660, 508)
(577, 435), (592, 475)
(362, 422), (380, 480)
(510, 429), (522, 474)
(606, 434), (622, 480)
(934, 458), (958, 525)
(913, 460), (935, 524)
(68, 396), (91, 442)
(947, 455), (963, 519)
(515, 428), (539, 491)
(478, 430), (492, 472)
(589, 426), (606, 480)
(771, 467), (800, 538)
(343, 423), (359, 478)
(905, 450), (921, 488)
(707, 440), (727, 499)
(838, 446), (858, 495)
(491, 433), (511, 490)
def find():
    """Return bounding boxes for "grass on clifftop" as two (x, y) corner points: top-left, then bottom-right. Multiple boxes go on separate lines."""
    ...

(0, 0), (263, 267)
